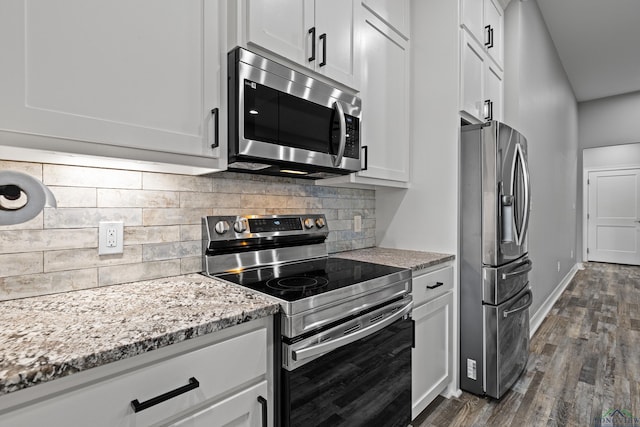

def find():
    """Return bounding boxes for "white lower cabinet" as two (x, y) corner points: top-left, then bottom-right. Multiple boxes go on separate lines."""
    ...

(0, 318), (273, 427)
(412, 265), (454, 420)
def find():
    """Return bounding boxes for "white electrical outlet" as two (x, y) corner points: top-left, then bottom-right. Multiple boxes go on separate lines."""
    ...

(557, 261), (561, 272)
(467, 358), (477, 380)
(99, 221), (124, 255)
(353, 215), (362, 233)
(571, 250), (574, 259)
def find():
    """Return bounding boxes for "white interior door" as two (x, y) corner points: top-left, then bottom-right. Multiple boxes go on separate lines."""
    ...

(587, 169), (640, 265)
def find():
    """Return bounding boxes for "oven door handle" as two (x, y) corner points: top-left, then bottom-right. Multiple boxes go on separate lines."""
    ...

(292, 300), (413, 362)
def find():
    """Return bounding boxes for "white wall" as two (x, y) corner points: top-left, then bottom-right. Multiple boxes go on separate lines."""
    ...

(575, 92), (640, 256)
(375, 0), (459, 255)
(503, 1), (578, 315)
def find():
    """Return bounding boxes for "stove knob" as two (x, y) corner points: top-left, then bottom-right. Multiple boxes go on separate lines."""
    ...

(234, 219), (247, 233)
(303, 218), (315, 229)
(214, 220), (230, 235)
(315, 217), (326, 228)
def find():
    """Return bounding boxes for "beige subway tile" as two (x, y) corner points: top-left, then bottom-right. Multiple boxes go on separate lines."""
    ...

(180, 256), (202, 274)
(180, 225), (202, 242)
(0, 229), (97, 254)
(142, 172), (212, 192)
(142, 241), (201, 262)
(98, 260), (181, 286)
(240, 194), (290, 209)
(285, 197), (323, 209)
(143, 208), (210, 226)
(125, 226), (181, 245)
(179, 192), (241, 209)
(0, 252), (43, 278)
(211, 208), (267, 216)
(212, 177), (269, 194)
(45, 208), (142, 228)
(0, 161), (42, 178)
(44, 245), (143, 272)
(97, 189), (179, 208)
(0, 268), (98, 301)
(50, 187), (97, 208)
(0, 212), (43, 231)
(43, 165), (141, 189)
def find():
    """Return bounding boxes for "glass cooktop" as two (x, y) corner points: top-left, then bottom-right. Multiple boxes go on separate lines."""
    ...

(216, 257), (406, 303)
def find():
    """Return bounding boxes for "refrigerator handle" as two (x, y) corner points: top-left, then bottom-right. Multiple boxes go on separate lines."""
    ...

(503, 289), (532, 318)
(501, 258), (533, 280)
(519, 143), (531, 244)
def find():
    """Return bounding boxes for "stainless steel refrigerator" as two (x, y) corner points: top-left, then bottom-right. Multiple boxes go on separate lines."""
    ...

(460, 121), (533, 399)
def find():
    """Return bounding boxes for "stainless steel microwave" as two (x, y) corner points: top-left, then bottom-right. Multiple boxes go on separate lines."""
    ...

(228, 47), (362, 179)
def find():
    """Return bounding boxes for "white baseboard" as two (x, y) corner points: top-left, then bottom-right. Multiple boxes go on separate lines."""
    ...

(529, 263), (582, 338)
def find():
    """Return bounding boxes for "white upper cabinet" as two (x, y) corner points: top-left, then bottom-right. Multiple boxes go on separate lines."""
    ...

(0, 0), (226, 174)
(362, 0), (410, 38)
(459, 0), (504, 123)
(320, 1), (410, 188)
(245, 0), (357, 88)
(461, 0), (503, 70)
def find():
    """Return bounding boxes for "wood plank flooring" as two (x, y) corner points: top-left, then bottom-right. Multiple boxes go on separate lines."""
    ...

(414, 262), (640, 427)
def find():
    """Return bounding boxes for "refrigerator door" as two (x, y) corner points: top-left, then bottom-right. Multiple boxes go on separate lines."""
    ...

(482, 122), (531, 266)
(483, 285), (532, 399)
(482, 255), (532, 305)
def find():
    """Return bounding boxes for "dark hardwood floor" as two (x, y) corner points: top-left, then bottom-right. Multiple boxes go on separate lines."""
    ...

(414, 262), (640, 427)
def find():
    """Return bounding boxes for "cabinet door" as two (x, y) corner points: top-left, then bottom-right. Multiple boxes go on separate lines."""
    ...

(314, 0), (357, 87)
(460, 31), (485, 122)
(168, 381), (268, 427)
(485, 61), (503, 122)
(246, 0), (314, 65)
(484, 0), (504, 69)
(412, 291), (453, 419)
(357, 10), (410, 182)
(362, 0), (410, 38)
(0, 0), (222, 159)
(460, 0), (484, 44)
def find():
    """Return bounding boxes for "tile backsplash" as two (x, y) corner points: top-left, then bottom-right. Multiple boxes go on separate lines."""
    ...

(0, 160), (375, 301)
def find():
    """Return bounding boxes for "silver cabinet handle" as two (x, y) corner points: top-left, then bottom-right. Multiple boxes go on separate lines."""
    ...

(292, 300), (412, 362)
(332, 101), (346, 167)
(501, 258), (533, 280)
(503, 289), (532, 318)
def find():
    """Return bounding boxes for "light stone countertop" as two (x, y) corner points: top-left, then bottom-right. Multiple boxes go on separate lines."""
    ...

(333, 247), (454, 271)
(0, 274), (279, 396)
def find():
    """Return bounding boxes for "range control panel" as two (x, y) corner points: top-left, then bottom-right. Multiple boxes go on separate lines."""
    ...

(204, 214), (329, 244)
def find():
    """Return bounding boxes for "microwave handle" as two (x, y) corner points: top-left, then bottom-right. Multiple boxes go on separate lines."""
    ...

(333, 101), (346, 167)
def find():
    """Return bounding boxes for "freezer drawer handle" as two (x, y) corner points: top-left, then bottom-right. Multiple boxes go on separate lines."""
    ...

(130, 377), (199, 413)
(501, 259), (533, 280)
(503, 289), (532, 318)
(427, 281), (444, 289)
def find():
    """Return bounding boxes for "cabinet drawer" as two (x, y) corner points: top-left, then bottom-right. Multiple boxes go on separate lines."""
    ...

(2, 328), (268, 427)
(412, 265), (453, 306)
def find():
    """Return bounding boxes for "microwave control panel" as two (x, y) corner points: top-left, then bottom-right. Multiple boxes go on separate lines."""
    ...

(344, 115), (360, 159)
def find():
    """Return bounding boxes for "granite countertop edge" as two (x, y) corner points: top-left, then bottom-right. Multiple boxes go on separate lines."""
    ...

(0, 274), (280, 397)
(332, 247), (455, 271)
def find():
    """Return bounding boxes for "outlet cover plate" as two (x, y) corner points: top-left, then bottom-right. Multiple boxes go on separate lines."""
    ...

(99, 221), (124, 255)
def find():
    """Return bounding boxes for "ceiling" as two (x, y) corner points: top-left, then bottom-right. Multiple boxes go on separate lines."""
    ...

(536, 0), (640, 102)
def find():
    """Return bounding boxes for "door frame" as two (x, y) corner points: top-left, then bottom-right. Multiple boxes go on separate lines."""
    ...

(582, 165), (640, 262)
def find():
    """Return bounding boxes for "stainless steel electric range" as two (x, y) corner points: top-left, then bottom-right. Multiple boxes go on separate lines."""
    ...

(202, 214), (413, 427)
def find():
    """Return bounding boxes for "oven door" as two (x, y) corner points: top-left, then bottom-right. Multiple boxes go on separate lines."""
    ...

(281, 299), (412, 427)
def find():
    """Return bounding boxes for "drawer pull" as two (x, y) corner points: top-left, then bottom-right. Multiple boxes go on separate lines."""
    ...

(131, 377), (200, 413)
(258, 396), (268, 427)
(427, 281), (444, 290)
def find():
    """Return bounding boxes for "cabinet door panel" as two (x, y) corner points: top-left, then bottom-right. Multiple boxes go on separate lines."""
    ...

(357, 12), (410, 182)
(460, 0), (483, 44)
(362, 0), (410, 38)
(485, 62), (503, 122)
(460, 32), (485, 122)
(412, 291), (453, 419)
(0, 0), (221, 158)
(247, 0), (314, 64)
(484, 0), (504, 69)
(314, 0), (357, 86)
(169, 381), (268, 427)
